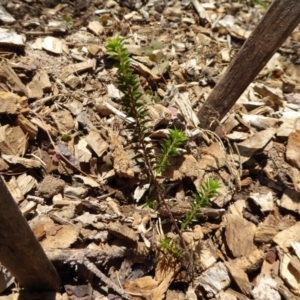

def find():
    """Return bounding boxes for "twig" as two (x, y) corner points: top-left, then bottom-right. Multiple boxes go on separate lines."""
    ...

(192, 0), (212, 23)
(31, 94), (64, 109)
(83, 258), (132, 300)
(30, 153), (46, 166)
(104, 102), (135, 124)
(45, 247), (128, 264)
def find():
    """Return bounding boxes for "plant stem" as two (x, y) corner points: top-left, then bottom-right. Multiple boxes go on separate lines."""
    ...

(106, 37), (190, 260)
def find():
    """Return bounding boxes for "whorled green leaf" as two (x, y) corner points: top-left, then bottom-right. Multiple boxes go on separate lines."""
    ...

(181, 178), (220, 230)
(156, 128), (188, 174)
(152, 60), (169, 76)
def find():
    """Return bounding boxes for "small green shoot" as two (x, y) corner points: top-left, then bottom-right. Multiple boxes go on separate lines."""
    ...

(61, 131), (83, 142)
(145, 39), (169, 76)
(156, 128), (188, 175)
(145, 40), (163, 58)
(106, 36), (221, 268)
(100, 15), (109, 26)
(106, 37), (146, 127)
(142, 198), (157, 209)
(181, 178), (220, 230)
(63, 16), (74, 30)
(143, 89), (161, 104)
(159, 236), (184, 259)
(61, 134), (72, 142)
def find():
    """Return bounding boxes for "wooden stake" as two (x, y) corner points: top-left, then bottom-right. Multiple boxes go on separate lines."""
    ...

(197, 0), (300, 130)
(0, 176), (61, 291)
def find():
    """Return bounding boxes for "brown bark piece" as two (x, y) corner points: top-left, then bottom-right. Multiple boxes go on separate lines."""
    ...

(279, 188), (300, 215)
(159, 200), (225, 219)
(124, 258), (180, 300)
(85, 131), (108, 158)
(87, 21), (104, 35)
(65, 284), (92, 299)
(42, 224), (80, 249)
(255, 224), (279, 244)
(0, 61), (27, 96)
(0, 91), (28, 114)
(286, 131), (300, 169)
(124, 276), (158, 299)
(253, 83), (283, 106)
(38, 69), (52, 92)
(36, 175), (65, 199)
(0, 158), (9, 171)
(30, 116), (58, 137)
(2, 154), (42, 168)
(44, 246), (129, 263)
(0, 176), (61, 291)
(17, 114), (38, 139)
(230, 249), (264, 273)
(0, 125), (28, 156)
(42, 36), (69, 54)
(254, 215), (284, 243)
(87, 45), (102, 56)
(199, 142), (227, 169)
(197, 0), (300, 130)
(290, 256), (300, 277)
(75, 139), (92, 163)
(62, 75), (81, 89)
(17, 172), (36, 196)
(236, 128), (277, 164)
(6, 176), (23, 203)
(278, 285), (300, 300)
(30, 215), (54, 241)
(225, 214), (257, 257)
(108, 129), (135, 178)
(273, 222), (300, 251)
(225, 262), (251, 295)
(163, 154), (202, 181)
(26, 78), (44, 99)
(20, 200), (36, 217)
(111, 147), (135, 178)
(59, 59), (96, 88)
(108, 222), (138, 242)
(166, 290), (185, 300)
(196, 262), (231, 295)
(279, 252), (300, 296)
(57, 159), (75, 176)
(51, 110), (75, 133)
(34, 149), (58, 173)
(217, 289), (250, 300)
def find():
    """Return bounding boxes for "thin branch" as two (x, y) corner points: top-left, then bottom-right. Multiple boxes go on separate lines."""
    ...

(83, 259), (132, 300)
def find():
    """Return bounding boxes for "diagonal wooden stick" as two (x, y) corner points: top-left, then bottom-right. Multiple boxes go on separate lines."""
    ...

(0, 176), (61, 291)
(197, 0), (300, 130)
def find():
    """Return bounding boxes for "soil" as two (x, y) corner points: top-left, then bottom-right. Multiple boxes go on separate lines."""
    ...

(0, 0), (300, 299)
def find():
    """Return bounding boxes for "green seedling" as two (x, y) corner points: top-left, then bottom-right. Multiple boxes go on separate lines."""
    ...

(63, 16), (74, 30)
(181, 178), (220, 230)
(156, 128), (188, 175)
(142, 197), (158, 209)
(106, 36), (187, 253)
(105, 36), (221, 269)
(100, 15), (109, 26)
(145, 40), (169, 76)
(159, 236), (184, 259)
(61, 131), (83, 142)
